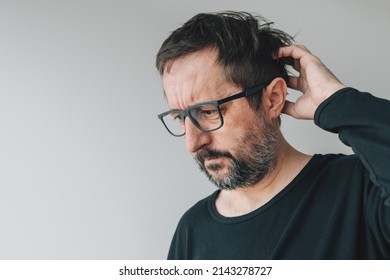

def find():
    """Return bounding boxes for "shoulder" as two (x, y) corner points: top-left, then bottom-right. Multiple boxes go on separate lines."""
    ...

(305, 153), (368, 185)
(313, 153), (363, 171)
(308, 153), (369, 189)
(176, 191), (217, 228)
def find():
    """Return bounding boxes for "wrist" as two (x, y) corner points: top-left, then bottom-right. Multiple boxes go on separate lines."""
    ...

(317, 83), (346, 107)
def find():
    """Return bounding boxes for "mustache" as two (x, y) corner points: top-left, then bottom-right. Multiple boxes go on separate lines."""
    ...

(194, 148), (234, 164)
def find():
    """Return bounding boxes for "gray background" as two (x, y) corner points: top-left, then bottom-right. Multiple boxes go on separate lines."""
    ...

(0, 0), (389, 259)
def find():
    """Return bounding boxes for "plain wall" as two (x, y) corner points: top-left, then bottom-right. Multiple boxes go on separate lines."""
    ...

(0, 0), (389, 259)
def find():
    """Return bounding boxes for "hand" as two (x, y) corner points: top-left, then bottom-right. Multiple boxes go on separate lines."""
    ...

(277, 45), (346, 120)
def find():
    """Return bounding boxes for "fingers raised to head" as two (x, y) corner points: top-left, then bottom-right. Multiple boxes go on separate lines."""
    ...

(277, 45), (311, 60)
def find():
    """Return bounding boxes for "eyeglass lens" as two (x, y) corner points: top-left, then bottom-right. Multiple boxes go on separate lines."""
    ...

(163, 103), (222, 136)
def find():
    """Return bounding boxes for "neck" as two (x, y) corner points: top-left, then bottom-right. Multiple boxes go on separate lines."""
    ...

(215, 136), (311, 217)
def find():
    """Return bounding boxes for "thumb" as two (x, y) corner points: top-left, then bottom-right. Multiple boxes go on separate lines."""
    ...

(282, 100), (296, 117)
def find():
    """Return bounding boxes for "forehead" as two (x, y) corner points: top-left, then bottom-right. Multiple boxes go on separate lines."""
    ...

(164, 47), (221, 75)
(162, 48), (236, 107)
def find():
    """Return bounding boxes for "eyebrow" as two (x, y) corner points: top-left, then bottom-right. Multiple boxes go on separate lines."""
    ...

(164, 88), (221, 111)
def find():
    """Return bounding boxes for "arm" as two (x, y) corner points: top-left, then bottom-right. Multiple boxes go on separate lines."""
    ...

(277, 45), (390, 246)
(314, 87), (390, 193)
(277, 45), (390, 190)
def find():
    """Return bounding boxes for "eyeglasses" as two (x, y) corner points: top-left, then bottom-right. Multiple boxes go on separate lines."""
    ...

(158, 85), (266, 137)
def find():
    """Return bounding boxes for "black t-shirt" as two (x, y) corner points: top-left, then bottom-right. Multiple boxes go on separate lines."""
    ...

(167, 88), (390, 259)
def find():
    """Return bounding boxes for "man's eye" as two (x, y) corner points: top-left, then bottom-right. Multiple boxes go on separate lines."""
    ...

(171, 113), (184, 121)
(198, 109), (219, 120)
(174, 115), (185, 122)
(202, 109), (218, 117)
(190, 105), (219, 121)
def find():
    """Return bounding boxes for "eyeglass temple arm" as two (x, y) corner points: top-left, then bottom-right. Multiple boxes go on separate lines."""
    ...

(217, 85), (266, 105)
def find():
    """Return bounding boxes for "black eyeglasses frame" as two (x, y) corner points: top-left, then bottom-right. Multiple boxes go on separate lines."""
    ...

(157, 84), (267, 137)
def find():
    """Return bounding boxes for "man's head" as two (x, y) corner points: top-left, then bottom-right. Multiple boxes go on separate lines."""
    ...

(156, 11), (293, 110)
(156, 11), (293, 190)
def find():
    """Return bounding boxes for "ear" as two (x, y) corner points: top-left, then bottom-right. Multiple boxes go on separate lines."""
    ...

(261, 77), (287, 124)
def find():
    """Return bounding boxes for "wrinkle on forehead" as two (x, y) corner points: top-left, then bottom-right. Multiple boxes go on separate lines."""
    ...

(162, 48), (238, 110)
(163, 47), (219, 75)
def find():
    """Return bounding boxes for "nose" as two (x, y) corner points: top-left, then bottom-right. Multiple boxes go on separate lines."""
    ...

(184, 118), (211, 153)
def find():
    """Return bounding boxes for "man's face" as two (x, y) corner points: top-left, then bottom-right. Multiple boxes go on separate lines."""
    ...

(162, 48), (278, 190)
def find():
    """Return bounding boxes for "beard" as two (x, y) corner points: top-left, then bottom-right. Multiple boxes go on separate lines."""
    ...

(194, 115), (279, 190)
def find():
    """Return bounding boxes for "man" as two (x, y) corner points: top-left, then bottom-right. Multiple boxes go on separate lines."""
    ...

(156, 11), (390, 259)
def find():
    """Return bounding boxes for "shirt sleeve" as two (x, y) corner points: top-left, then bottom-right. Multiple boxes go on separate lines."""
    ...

(314, 87), (390, 245)
(314, 87), (390, 194)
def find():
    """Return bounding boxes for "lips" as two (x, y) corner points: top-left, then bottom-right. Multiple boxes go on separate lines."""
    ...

(204, 156), (223, 163)
(195, 149), (233, 168)
(204, 157), (225, 172)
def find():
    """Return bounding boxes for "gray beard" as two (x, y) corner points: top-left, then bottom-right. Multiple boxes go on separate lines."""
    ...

(194, 118), (278, 190)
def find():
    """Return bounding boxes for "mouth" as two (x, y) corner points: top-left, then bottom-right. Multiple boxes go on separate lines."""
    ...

(204, 156), (224, 164)
(194, 149), (234, 170)
(203, 156), (229, 172)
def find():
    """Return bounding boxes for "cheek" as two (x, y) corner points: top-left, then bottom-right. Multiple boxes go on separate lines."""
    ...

(212, 101), (262, 149)
(211, 118), (251, 151)
(222, 108), (258, 135)
(219, 118), (266, 152)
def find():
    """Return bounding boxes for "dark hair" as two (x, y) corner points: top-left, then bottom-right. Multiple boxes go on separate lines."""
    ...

(156, 11), (294, 111)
